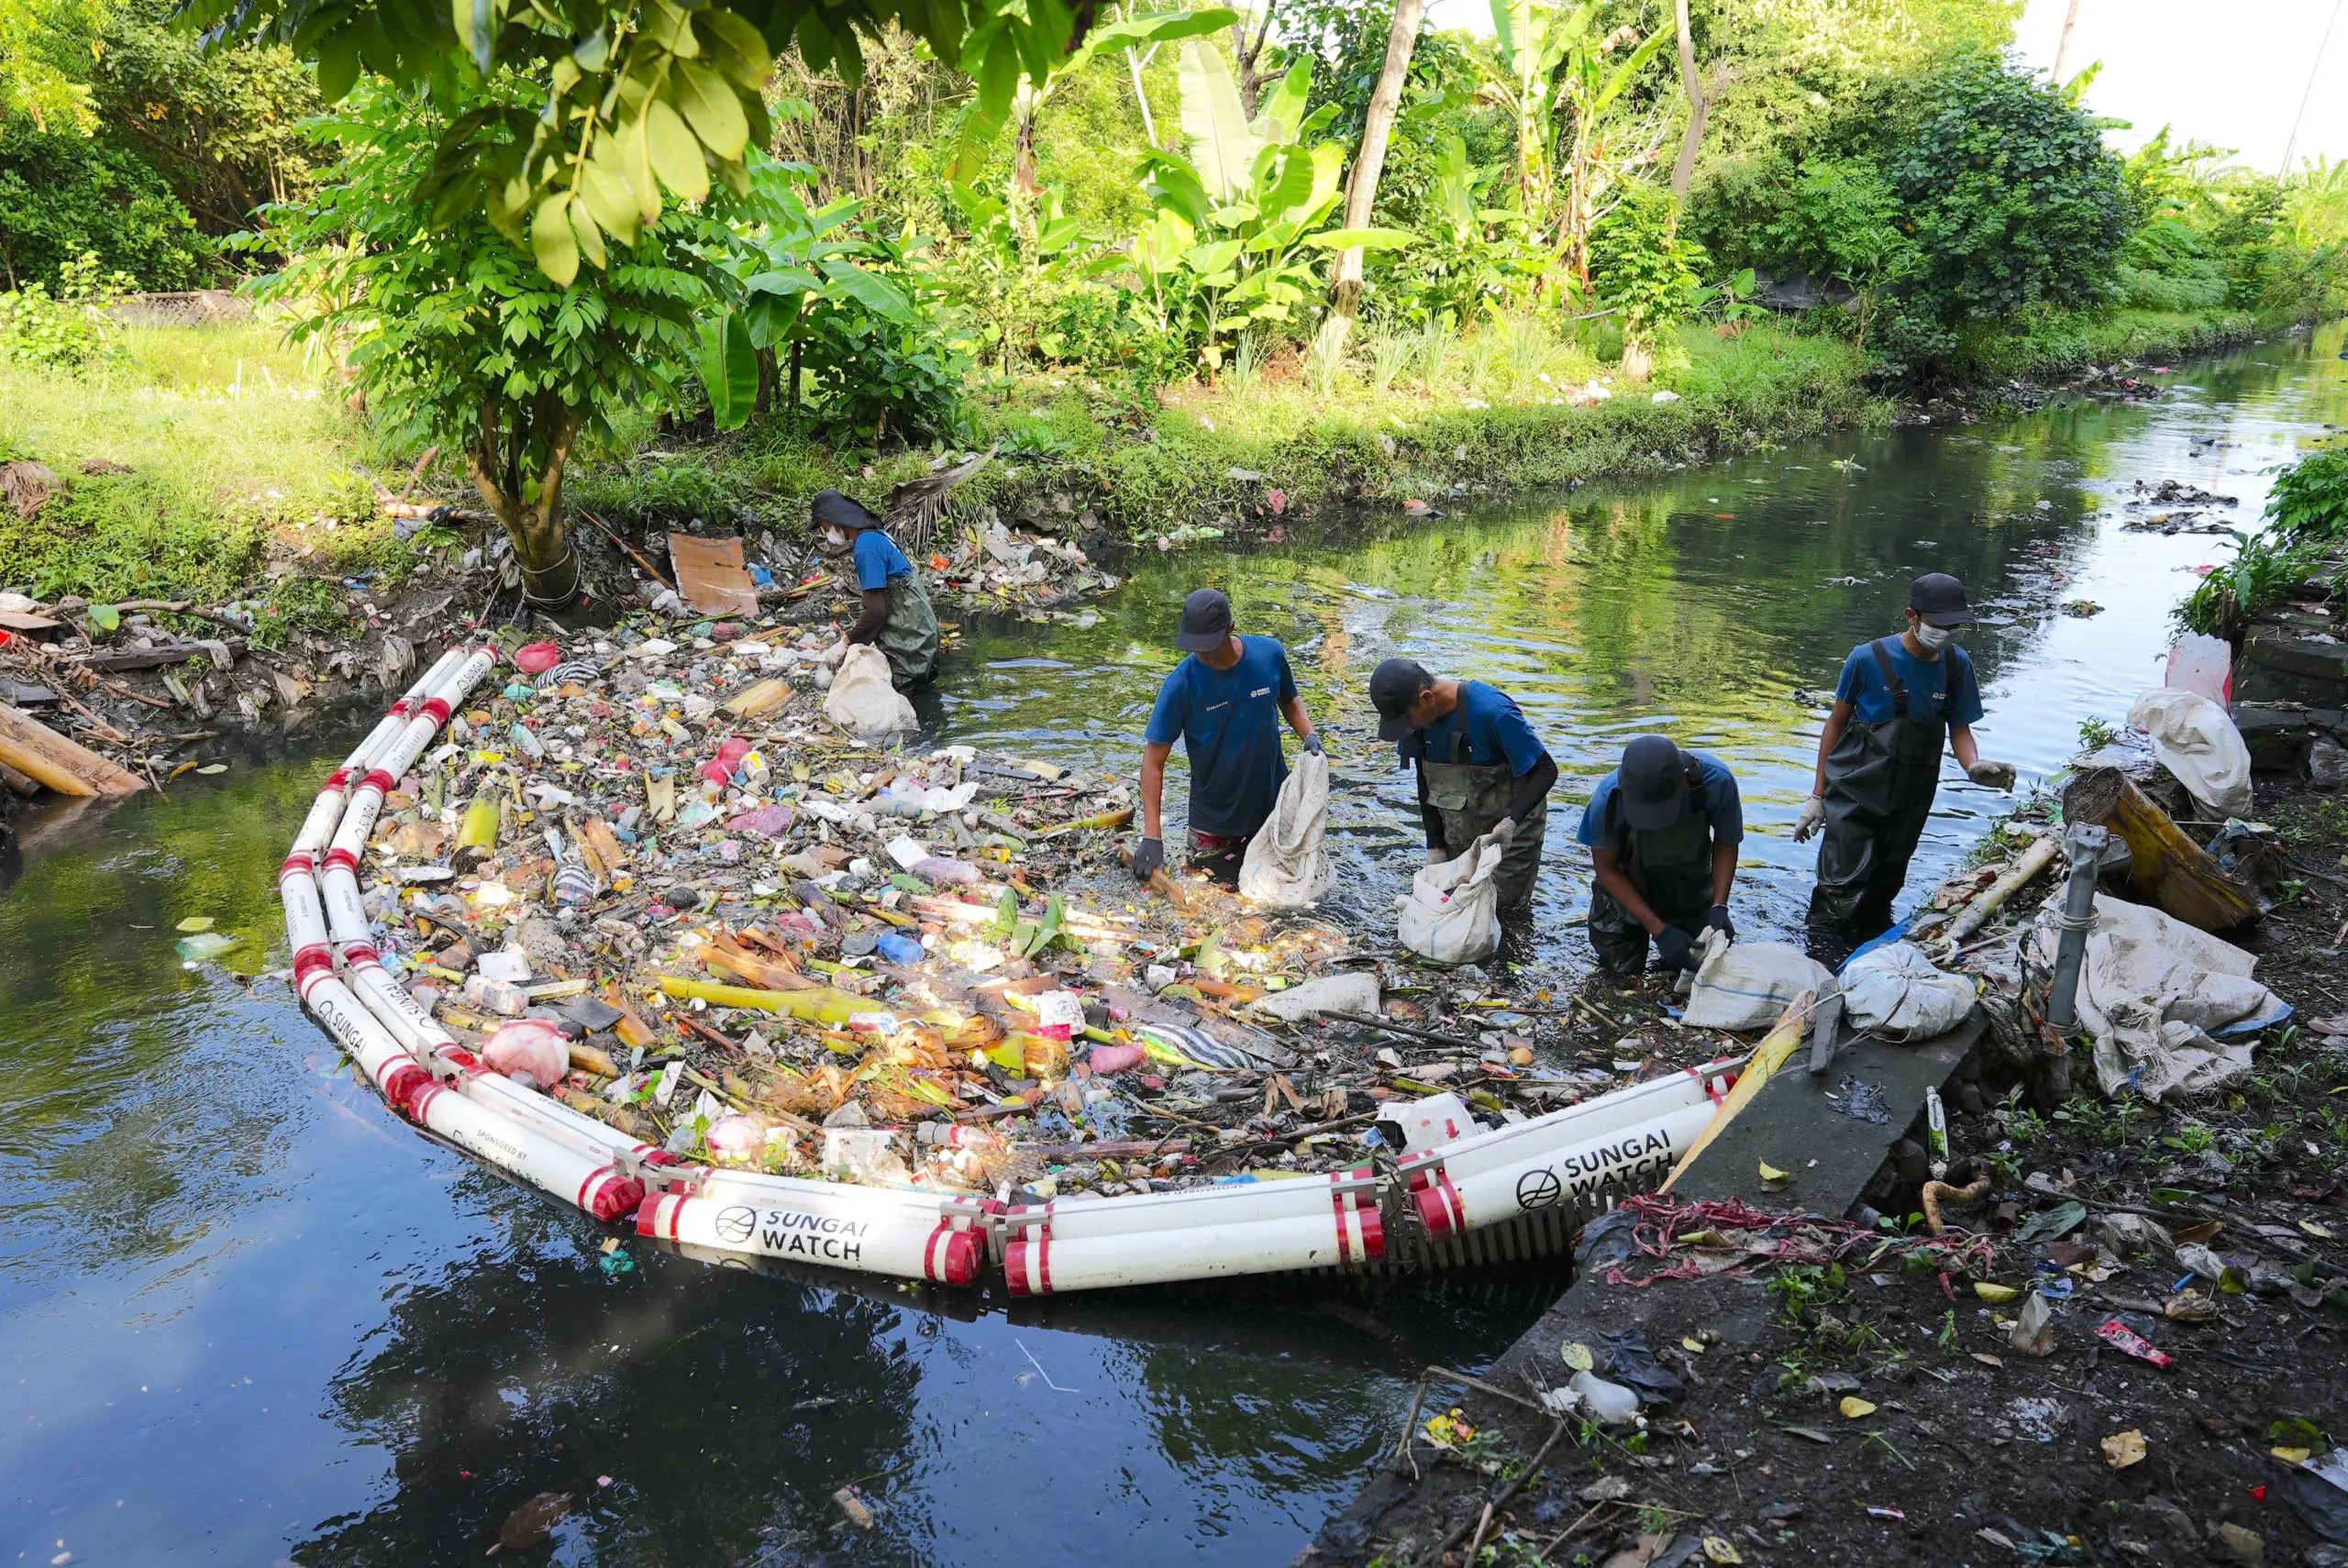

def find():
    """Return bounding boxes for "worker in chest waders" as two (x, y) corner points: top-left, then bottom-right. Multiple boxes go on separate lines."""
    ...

(1368, 658), (1557, 911)
(1795, 572), (2015, 932)
(1135, 589), (1320, 883)
(813, 489), (938, 688)
(1578, 735), (1744, 977)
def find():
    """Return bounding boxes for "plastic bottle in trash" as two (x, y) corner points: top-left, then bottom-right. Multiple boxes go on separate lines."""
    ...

(1567, 1371), (1643, 1427)
(916, 1122), (1005, 1154)
(462, 974), (531, 1015)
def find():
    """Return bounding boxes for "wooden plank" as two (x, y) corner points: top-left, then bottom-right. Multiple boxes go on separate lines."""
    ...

(0, 705), (146, 797)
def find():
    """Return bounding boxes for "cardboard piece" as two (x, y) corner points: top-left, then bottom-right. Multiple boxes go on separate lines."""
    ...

(666, 534), (761, 617)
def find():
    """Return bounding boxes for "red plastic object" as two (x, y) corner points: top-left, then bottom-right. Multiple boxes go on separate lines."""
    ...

(514, 641), (561, 675)
(2094, 1318), (2176, 1370)
(715, 736), (752, 769)
(697, 759), (732, 786)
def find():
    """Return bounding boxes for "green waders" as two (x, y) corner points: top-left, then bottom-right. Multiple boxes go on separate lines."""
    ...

(1586, 786), (1717, 976)
(1419, 727), (1547, 913)
(1812, 637), (1946, 928)
(872, 569), (940, 688)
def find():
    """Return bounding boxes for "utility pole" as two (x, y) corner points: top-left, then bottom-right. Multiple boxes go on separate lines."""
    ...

(2279, 0), (2345, 178)
(2051, 0), (2082, 79)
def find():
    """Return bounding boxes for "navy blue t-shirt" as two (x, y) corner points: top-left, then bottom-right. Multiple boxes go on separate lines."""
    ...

(1834, 639), (1984, 728)
(1145, 635), (1299, 836)
(1399, 680), (1546, 773)
(1576, 750), (1746, 850)
(852, 529), (914, 591)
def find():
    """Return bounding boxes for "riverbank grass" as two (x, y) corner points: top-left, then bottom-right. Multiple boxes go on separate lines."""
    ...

(0, 323), (403, 602)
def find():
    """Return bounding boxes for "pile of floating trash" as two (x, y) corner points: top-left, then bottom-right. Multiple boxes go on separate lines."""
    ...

(272, 624), (1749, 1292)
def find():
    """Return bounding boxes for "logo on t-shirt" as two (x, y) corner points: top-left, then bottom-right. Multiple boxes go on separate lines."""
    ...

(1249, 687), (1271, 700)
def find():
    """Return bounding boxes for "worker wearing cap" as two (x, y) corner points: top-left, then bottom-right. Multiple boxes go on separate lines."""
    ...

(813, 489), (938, 688)
(1578, 735), (1744, 976)
(1368, 658), (1556, 911)
(1135, 589), (1319, 881)
(1796, 572), (2016, 927)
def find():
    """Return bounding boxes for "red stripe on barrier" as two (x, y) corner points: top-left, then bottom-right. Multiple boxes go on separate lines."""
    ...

(420, 697), (450, 724)
(323, 846), (360, 874)
(360, 768), (395, 796)
(401, 1077), (441, 1118)
(292, 944), (335, 988)
(1331, 1187), (1351, 1265)
(1357, 1195), (1386, 1261)
(1436, 1167), (1465, 1231)
(387, 699), (412, 719)
(440, 1048), (481, 1073)
(635, 1194), (663, 1238)
(939, 1228), (981, 1287)
(643, 1149), (681, 1167)
(1002, 1238), (1033, 1297)
(578, 1169), (644, 1223)
(343, 943), (381, 968)
(325, 767), (349, 790)
(279, 853), (314, 879)
(1036, 1227), (1051, 1294)
(666, 1195), (684, 1242)
(1412, 1181), (1451, 1237)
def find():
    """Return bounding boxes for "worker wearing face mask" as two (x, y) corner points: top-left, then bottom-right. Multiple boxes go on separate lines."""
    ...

(811, 489), (938, 688)
(1795, 572), (2016, 929)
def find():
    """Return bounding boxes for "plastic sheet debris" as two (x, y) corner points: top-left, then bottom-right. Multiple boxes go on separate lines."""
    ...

(1838, 941), (1975, 1043)
(2128, 687), (2253, 820)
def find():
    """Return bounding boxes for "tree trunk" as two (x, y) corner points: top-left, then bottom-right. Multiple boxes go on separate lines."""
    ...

(466, 396), (585, 608)
(755, 346), (777, 416)
(1667, 0), (1707, 204)
(1230, 3), (1279, 116)
(788, 339), (804, 406)
(1314, 0), (1426, 361)
(2050, 0), (2083, 79)
(1125, 45), (1160, 147)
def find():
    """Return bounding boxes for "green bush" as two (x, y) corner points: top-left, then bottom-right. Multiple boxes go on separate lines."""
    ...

(0, 253), (131, 370)
(0, 127), (213, 290)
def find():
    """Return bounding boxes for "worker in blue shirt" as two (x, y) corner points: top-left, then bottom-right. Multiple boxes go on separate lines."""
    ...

(813, 489), (938, 687)
(1577, 735), (1744, 977)
(1135, 589), (1319, 882)
(1368, 658), (1557, 911)
(1795, 572), (2015, 929)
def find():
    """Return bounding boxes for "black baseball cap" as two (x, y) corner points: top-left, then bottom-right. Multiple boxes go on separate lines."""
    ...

(1370, 657), (1434, 741)
(1175, 587), (1235, 651)
(1618, 734), (1689, 832)
(1910, 572), (1975, 628)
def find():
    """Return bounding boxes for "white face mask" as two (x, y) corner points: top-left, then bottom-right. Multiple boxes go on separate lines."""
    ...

(1914, 621), (1955, 652)
(821, 527), (849, 552)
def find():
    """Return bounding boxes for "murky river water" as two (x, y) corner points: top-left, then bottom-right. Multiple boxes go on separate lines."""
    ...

(5, 326), (2343, 1564)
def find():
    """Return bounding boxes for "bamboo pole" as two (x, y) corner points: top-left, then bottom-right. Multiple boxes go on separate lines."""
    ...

(2063, 767), (2259, 931)
(0, 704), (145, 797)
(1938, 834), (2061, 947)
(1658, 989), (1814, 1192)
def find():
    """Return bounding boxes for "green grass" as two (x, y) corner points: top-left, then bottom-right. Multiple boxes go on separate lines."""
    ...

(0, 323), (404, 602)
(1943, 304), (2267, 382)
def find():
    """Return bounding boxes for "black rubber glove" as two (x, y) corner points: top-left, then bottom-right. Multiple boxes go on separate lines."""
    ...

(1707, 904), (1735, 941)
(1303, 733), (1324, 756)
(1133, 836), (1164, 881)
(1654, 923), (1695, 971)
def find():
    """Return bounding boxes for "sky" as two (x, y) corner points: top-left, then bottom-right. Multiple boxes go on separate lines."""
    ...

(1414, 0), (2348, 177)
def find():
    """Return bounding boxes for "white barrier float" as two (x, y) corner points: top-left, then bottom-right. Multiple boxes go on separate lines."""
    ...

(278, 646), (1751, 1289)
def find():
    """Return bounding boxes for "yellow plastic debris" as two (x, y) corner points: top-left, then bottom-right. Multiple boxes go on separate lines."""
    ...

(1838, 1397), (1876, 1419)
(1974, 1282), (2021, 1303)
(2102, 1430), (2147, 1469)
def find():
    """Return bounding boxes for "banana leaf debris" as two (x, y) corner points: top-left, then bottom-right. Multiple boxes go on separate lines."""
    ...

(315, 614), (1694, 1206)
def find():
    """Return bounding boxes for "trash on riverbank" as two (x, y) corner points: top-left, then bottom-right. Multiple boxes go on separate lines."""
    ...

(303, 612), (1698, 1210)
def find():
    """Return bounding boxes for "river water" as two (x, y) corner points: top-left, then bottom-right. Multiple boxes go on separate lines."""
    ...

(5, 326), (2343, 1565)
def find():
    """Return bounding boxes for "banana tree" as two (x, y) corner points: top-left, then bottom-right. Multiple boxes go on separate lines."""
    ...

(700, 150), (914, 428)
(1479, 0), (1667, 298)
(1555, 9), (1669, 296)
(956, 7), (1235, 241)
(1126, 44), (1412, 368)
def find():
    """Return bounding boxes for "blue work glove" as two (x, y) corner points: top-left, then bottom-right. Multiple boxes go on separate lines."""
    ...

(1133, 836), (1165, 881)
(1654, 924), (1696, 971)
(1303, 733), (1324, 756)
(1707, 904), (1735, 941)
